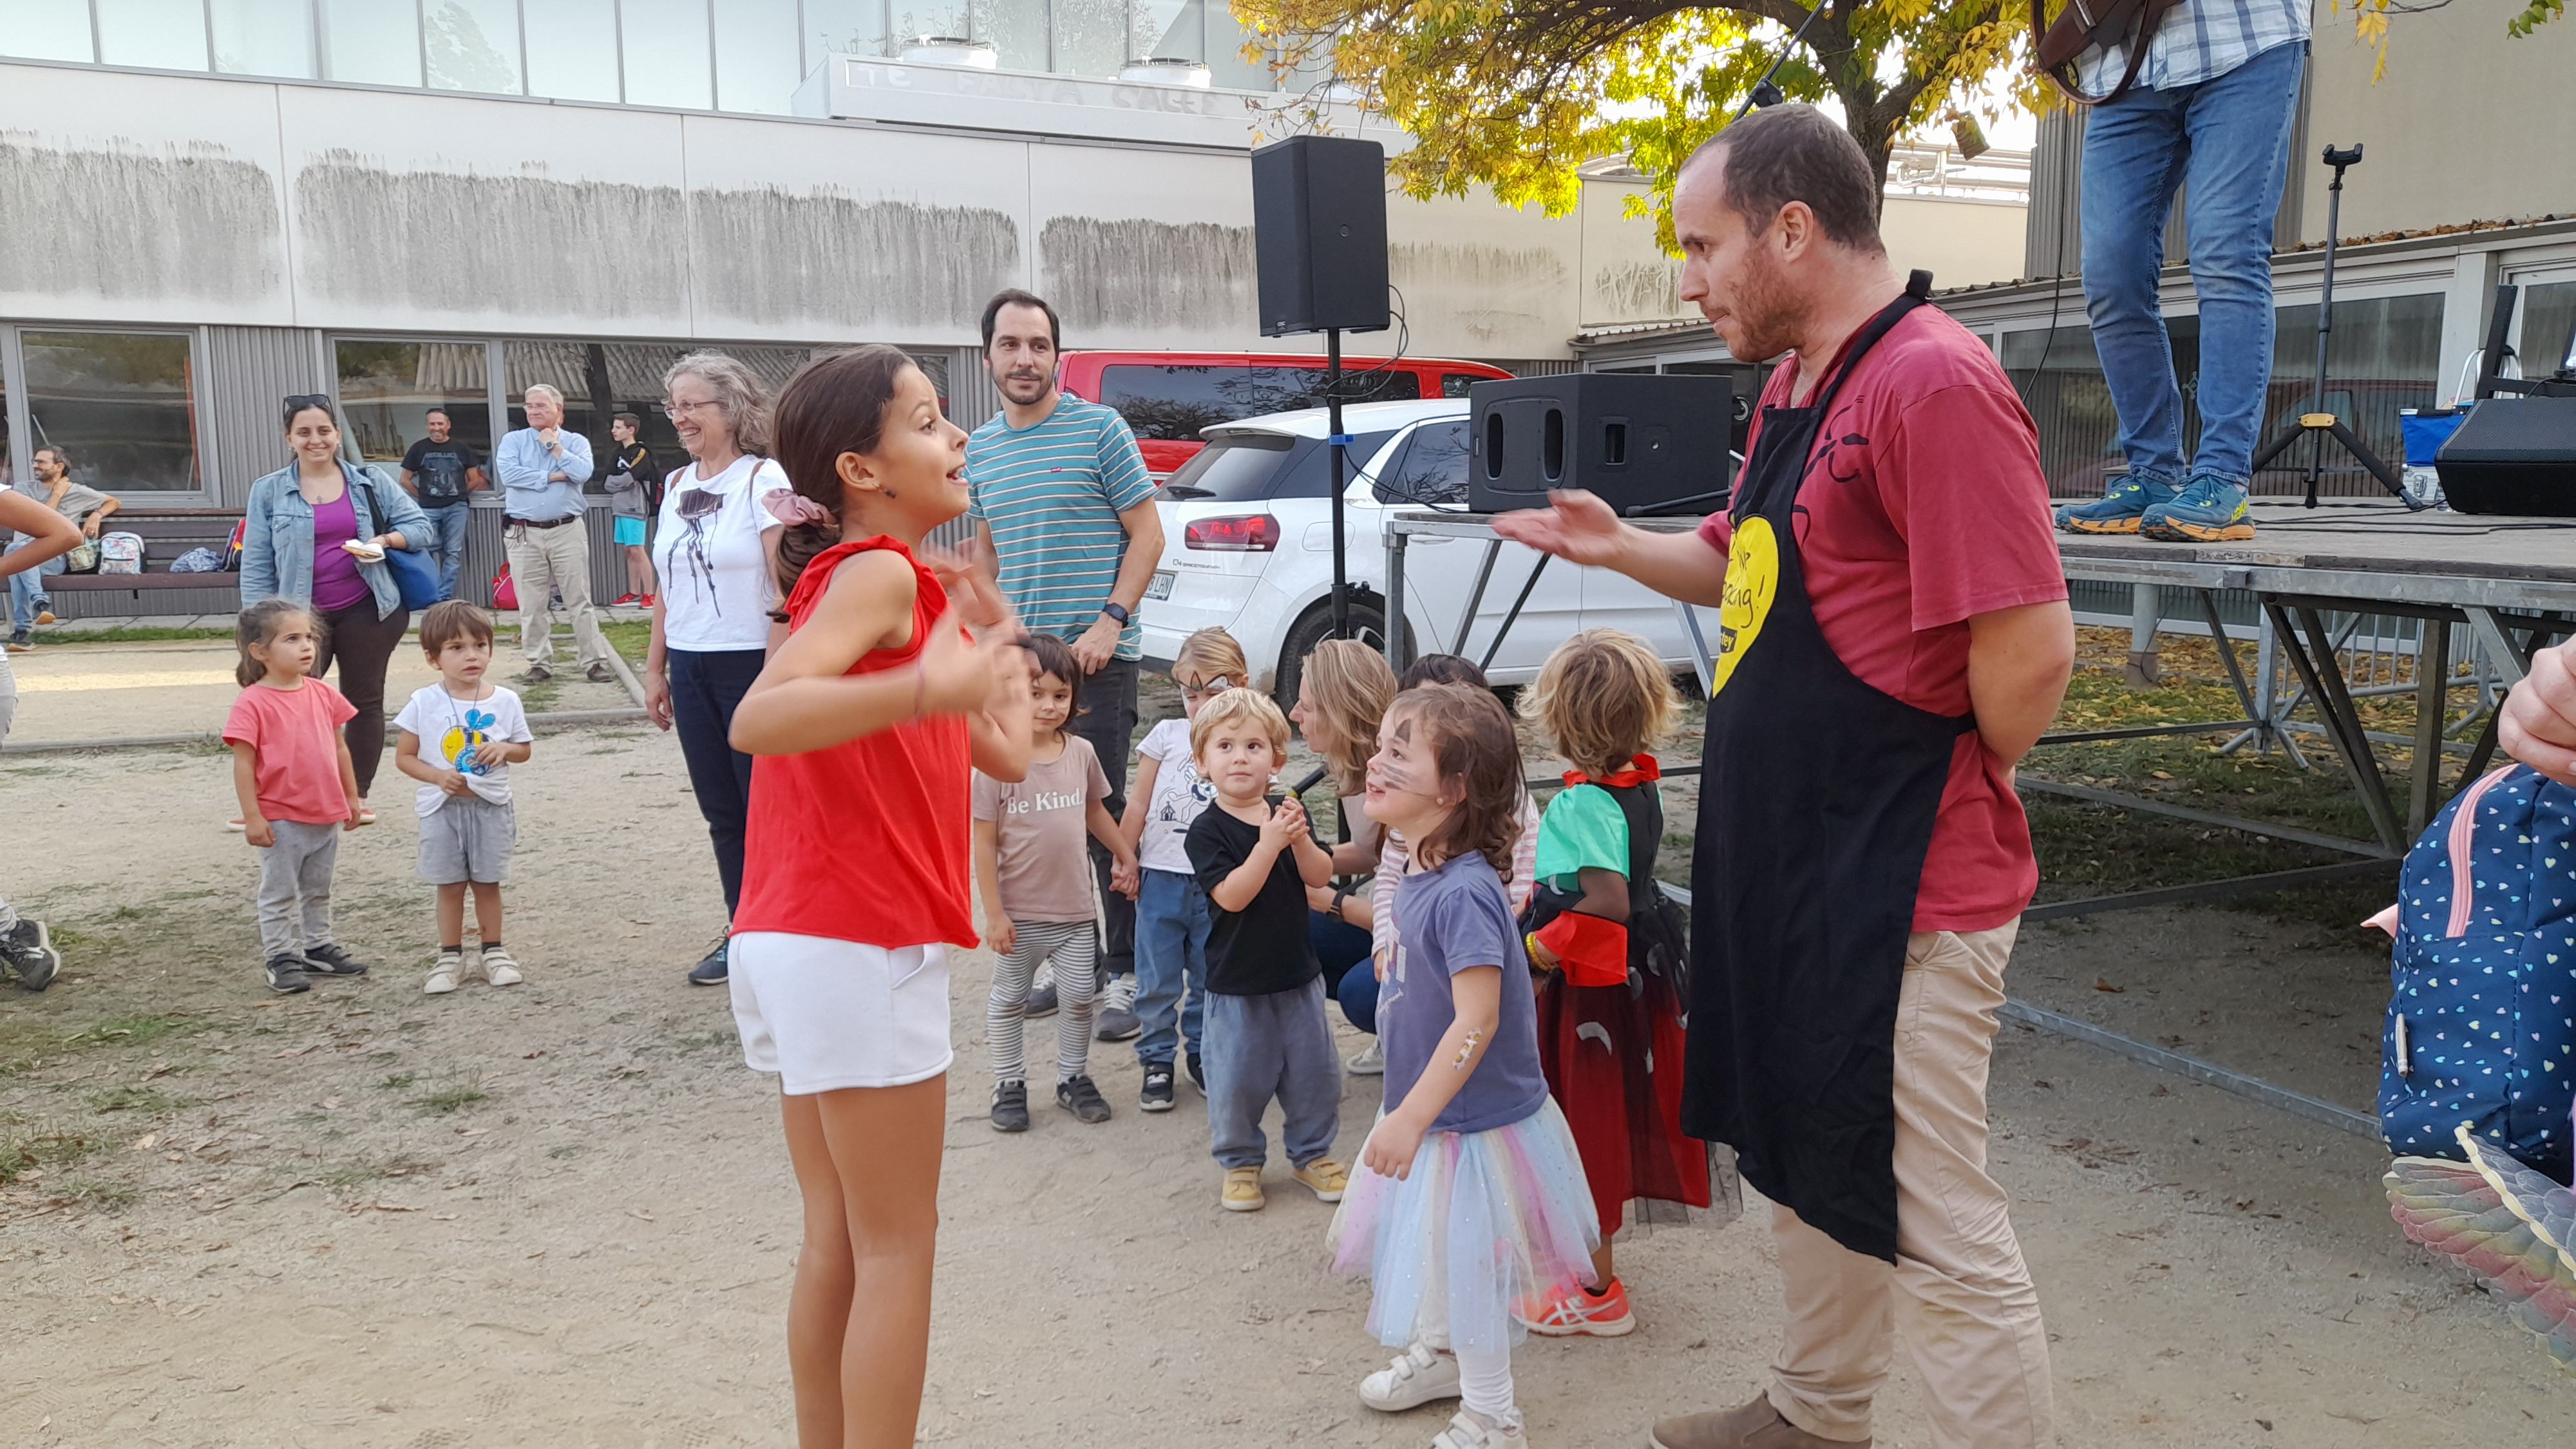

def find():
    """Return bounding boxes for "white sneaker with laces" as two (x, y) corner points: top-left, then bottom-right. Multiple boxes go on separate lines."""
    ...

(1103, 972), (1137, 1013)
(425, 952), (463, 996)
(1430, 1408), (1526, 1449)
(1348, 1038), (1385, 1075)
(480, 945), (524, 987)
(1359, 1342), (1461, 1412)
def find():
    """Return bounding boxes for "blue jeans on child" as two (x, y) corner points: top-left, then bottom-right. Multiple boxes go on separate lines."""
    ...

(1204, 976), (1341, 1171)
(1135, 867), (1210, 1066)
(420, 503), (473, 602)
(10, 554), (66, 632)
(2078, 40), (2305, 489)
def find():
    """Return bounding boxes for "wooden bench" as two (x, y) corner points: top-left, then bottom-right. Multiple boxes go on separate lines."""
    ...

(45, 509), (244, 621)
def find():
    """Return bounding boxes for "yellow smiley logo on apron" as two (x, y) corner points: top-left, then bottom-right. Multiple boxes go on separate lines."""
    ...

(1711, 516), (1778, 697)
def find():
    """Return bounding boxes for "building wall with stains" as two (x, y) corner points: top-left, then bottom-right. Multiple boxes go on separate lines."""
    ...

(0, 59), (1686, 361)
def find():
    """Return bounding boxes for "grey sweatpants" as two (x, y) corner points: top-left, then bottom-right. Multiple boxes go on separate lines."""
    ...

(254, 819), (341, 960)
(1204, 975), (1342, 1171)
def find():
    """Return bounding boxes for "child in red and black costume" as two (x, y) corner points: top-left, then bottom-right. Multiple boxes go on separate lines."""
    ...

(1515, 629), (1733, 1338)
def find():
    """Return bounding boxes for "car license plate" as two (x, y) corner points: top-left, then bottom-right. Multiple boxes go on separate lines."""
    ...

(1145, 570), (1174, 601)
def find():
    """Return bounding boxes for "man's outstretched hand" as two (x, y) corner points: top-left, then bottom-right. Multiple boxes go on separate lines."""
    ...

(1490, 489), (1630, 569)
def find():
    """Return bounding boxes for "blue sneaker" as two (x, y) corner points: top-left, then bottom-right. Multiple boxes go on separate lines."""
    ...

(2140, 475), (2256, 542)
(2054, 475), (2178, 535)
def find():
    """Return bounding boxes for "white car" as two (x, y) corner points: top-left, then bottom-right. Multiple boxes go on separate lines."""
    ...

(1138, 398), (1705, 702)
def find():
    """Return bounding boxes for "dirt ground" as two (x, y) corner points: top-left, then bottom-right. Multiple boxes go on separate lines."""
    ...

(3, 700), (2571, 1446)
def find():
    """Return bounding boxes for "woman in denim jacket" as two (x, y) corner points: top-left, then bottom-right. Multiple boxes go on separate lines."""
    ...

(240, 396), (431, 819)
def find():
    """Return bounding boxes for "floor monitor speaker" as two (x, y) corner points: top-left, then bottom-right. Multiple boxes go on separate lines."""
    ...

(1251, 136), (1391, 337)
(2436, 397), (2576, 516)
(1467, 374), (1734, 517)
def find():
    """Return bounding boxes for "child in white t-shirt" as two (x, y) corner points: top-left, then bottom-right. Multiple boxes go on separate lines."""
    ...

(1118, 627), (1244, 1113)
(393, 601), (536, 995)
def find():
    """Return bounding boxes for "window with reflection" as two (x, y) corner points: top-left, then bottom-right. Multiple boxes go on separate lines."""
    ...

(96, 0), (210, 70)
(1, 0), (98, 62)
(1133, 0), (1198, 61)
(321, 0), (422, 84)
(2524, 281), (2576, 383)
(2000, 325), (2116, 498)
(1203, 5), (1273, 90)
(424, 0), (523, 93)
(621, 0), (712, 107)
(212, 0), (317, 77)
(0, 345), (13, 492)
(2259, 292), (2441, 497)
(1050, 0), (1123, 74)
(22, 330), (201, 495)
(974, 0), (1048, 69)
(716, 0), (802, 112)
(804, 0), (888, 64)
(506, 341), (819, 484)
(889, 0), (972, 42)
(524, 0), (621, 101)
(336, 339), (493, 478)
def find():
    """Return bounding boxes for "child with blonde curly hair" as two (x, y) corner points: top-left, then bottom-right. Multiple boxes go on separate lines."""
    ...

(1513, 629), (1730, 1338)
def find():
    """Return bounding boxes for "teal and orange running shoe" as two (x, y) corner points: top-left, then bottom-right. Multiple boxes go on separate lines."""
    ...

(2054, 474), (2178, 535)
(2140, 475), (2255, 542)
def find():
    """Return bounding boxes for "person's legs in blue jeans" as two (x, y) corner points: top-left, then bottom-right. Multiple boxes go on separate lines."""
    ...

(10, 554), (66, 634)
(1336, 961), (1379, 1034)
(2175, 42), (2305, 489)
(1135, 870), (1189, 1066)
(1310, 910), (1375, 1031)
(429, 504), (473, 602)
(2076, 80), (2193, 524)
(1138, 869), (1215, 1068)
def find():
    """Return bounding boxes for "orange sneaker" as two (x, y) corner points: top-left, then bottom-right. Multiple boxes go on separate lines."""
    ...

(1519, 1276), (1636, 1336)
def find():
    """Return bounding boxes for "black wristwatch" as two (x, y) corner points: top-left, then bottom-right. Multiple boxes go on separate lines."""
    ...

(1101, 601), (1131, 626)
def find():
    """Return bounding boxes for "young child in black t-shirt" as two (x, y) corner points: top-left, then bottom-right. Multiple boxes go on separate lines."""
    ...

(1184, 687), (1350, 1215)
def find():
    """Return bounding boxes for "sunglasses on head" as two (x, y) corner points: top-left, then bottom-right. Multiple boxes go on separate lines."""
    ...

(284, 393), (330, 412)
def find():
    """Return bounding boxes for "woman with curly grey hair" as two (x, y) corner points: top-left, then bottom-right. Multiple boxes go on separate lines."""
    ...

(642, 352), (793, 987)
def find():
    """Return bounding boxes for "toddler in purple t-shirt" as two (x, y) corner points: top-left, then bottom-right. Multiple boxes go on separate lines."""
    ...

(1325, 683), (1598, 1449)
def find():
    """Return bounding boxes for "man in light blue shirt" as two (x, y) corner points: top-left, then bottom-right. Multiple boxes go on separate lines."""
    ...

(495, 384), (612, 683)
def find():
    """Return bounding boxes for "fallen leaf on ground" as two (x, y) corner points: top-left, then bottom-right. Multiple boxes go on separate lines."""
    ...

(2095, 978), (2126, 994)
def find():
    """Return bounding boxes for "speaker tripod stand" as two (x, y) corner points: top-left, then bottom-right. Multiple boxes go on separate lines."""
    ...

(2247, 144), (2420, 509)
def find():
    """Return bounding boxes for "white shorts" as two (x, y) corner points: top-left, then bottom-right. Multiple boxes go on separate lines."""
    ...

(728, 933), (954, 1094)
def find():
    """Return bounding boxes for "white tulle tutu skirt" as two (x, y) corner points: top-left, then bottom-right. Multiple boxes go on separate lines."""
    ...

(1325, 1097), (1600, 1353)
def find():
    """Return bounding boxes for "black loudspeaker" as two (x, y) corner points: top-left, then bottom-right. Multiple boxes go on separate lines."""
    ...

(1468, 374), (1734, 517)
(2436, 397), (2576, 516)
(1251, 135), (1391, 337)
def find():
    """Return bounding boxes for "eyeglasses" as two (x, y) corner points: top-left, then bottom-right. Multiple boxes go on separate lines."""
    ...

(663, 399), (721, 421)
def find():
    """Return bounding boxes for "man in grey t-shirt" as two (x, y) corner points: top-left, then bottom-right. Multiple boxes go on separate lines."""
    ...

(9, 447), (118, 650)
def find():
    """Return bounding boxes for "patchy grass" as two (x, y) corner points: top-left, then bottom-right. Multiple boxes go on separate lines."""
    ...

(0, 1128), (100, 1185)
(377, 1072), (417, 1092)
(86, 1085), (188, 1116)
(314, 1155), (437, 1191)
(31, 625), (237, 645)
(411, 1082), (489, 1115)
(61, 1015), (204, 1052)
(601, 619), (651, 667)
(62, 1178), (141, 1211)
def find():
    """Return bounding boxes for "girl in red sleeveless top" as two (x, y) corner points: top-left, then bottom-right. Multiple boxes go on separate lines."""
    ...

(725, 346), (1032, 1449)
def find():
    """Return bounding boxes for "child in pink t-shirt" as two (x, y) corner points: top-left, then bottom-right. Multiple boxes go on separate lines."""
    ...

(223, 600), (369, 996)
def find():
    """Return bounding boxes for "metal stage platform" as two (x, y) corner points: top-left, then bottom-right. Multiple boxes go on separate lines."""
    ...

(1379, 501), (2576, 1139)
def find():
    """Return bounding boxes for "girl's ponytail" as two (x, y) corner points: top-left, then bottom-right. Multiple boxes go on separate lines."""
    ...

(766, 345), (916, 615)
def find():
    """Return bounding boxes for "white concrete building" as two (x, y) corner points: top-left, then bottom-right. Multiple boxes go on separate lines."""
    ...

(0, 2), (2029, 514)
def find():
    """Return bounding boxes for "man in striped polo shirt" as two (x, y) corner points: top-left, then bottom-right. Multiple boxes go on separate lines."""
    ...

(970, 289), (1166, 1041)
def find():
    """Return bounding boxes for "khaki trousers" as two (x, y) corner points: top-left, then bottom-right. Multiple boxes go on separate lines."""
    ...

(1766, 920), (2055, 1448)
(504, 519), (610, 670)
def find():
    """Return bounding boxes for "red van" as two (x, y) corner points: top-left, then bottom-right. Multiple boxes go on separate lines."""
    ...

(1059, 351), (1513, 475)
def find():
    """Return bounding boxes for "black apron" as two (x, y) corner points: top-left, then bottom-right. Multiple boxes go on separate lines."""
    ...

(1678, 273), (1975, 1264)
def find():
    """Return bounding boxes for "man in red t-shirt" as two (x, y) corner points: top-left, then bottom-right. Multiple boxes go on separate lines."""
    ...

(1499, 105), (2074, 1449)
